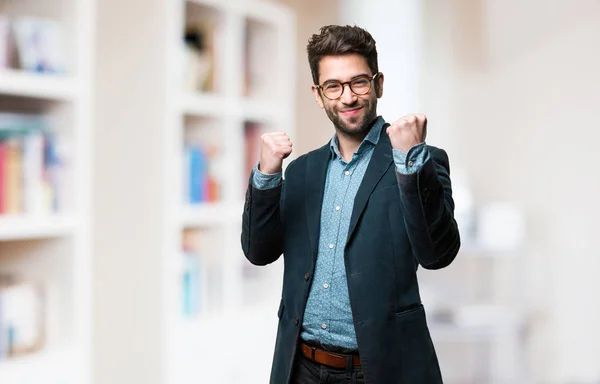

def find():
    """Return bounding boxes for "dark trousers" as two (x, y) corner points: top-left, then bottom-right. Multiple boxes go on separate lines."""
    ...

(290, 352), (365, 384)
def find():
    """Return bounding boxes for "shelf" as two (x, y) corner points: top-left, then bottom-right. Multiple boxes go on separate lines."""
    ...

(241, 98), (290, 123)
(174, 302), (277, 338)
(243, 0), (294, 25)
(179, 93), (291, 122)
(0, 70), (79, 101)
(186, 0), (227, 11)
(0, 347), (77, 384)
(456, 243), (518, 258)
(0, 214), (77, 241)
(180, 201), (243, 228)
(430, 320), (525, 343)
(186, 0), (291, 17)
(160, 1), (295, 383)
(171, 304), (278, 383)
(179, 93), (229, 117)
(429, 305), (527, 343)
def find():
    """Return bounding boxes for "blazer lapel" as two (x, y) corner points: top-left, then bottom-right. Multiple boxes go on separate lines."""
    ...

(346, 127), (393, 246)
(305, 143), (331, 261)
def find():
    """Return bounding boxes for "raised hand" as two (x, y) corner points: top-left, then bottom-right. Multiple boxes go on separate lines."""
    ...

(259, 132), (293, 174)
(386, 114), (427, 152)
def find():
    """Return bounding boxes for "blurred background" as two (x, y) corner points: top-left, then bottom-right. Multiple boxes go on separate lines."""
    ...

(0, 0), (598, 383)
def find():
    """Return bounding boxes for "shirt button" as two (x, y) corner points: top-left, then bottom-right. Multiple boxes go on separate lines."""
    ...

(345, 171), (351, 176)
(335, 206), (341, 211)
(329, 244), (335, 249)
(323, 283), (329, 289)
(304, 272), (310, 281)
(321, 323), (327, 329)
(408, 160), (414, 167)
(295, 316), (299, 325)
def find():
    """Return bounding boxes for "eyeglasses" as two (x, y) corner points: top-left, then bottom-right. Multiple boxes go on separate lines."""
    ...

(316, 73), (380, 100)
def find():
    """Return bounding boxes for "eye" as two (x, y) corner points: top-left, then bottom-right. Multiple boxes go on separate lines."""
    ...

(352, 78), (370, 87)
(324, 82), (342, 91)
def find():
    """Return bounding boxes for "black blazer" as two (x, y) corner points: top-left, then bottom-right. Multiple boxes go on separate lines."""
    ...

(241, 126), (460, 384)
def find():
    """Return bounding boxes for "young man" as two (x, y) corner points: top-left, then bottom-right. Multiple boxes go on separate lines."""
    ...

(241, 25), (460, 384)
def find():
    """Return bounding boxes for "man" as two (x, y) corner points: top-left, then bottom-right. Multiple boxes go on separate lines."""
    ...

(241, 25), (460, 384)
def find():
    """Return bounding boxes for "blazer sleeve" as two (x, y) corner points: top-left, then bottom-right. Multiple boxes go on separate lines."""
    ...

(241, 170), (285, 266)
(395, 146), (461, 269)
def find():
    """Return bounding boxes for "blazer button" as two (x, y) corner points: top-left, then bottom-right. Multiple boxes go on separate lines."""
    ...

(304, 272), (310, 281)
(294, 316), (299, 326)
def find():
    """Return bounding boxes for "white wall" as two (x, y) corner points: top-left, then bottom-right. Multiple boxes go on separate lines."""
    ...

(340, 0), (600, 382)
(340, 0), (424, 125)
(454, 2), (600, 381)
(93, 0), (168, 383)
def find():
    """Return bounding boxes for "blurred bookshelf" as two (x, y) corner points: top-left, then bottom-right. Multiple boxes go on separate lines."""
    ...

(163, 0), (295, 383)
(419, 234), (530, 382)
(0, 0), (93, 383)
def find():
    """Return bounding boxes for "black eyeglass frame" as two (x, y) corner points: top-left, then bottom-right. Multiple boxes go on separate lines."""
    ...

(316, 72), (381, 100)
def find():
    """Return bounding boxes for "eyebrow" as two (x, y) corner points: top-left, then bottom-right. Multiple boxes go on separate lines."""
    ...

(321, 73), (371, 84)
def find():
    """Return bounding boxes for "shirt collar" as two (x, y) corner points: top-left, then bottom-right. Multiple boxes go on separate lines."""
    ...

(329, 116), (385, 159)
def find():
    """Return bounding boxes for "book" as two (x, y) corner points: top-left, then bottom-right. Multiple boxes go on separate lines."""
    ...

(11, 16), (67, 73)
(244, 122), (262, 185)
(0, 280), (45, 359)
(181, 229), (208, 317)
(183, 18), (217, 92)
(184, 143), (220, 204)
(0, 15), (12, 69)
(0, 113), (60, 215)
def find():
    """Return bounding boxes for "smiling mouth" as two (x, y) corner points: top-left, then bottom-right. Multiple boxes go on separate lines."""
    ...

(340, 107), (363, 115)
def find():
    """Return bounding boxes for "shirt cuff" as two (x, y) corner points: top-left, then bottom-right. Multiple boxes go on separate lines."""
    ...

(252, 162), (282, 190)
(393, 143), (430, 175)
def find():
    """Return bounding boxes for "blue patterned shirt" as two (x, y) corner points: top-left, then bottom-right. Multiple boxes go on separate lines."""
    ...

(252, 116), (430, 350)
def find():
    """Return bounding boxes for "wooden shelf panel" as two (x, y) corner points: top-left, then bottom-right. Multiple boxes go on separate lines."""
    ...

(0, 70), (78, 101)
(243, 0), (294, 25)
(179, 93), (291, 122)
(179, 93), (229, 117)
(241, 97), (291, 123)
(0, 214), (77, 241)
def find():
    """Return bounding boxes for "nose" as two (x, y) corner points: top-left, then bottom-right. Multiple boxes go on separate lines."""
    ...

(339, 83), (357, 105)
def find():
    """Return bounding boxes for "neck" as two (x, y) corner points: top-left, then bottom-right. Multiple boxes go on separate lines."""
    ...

(335, 116), (378, 162)
(337, 131), (367, 162)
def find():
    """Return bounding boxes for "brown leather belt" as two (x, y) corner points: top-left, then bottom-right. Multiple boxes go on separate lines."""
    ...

(300, 342), (361, 369)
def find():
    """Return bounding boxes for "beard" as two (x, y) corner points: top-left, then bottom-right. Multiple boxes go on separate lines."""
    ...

(324, 96), (378, 137)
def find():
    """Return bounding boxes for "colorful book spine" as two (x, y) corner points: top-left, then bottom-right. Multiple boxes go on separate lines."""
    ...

(182, 247), (201, 317)
(185, 144), (219, 204)
(0, 142), (6, 213)
(3, 138), (22, 214)
(181, 230), (208, 317)
(244, 122), (262, 184)
(0, 113), (62, 215)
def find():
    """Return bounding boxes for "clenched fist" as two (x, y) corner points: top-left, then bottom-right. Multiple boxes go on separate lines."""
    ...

(386, 114), (428, 152)
(259, 132), (293, 174)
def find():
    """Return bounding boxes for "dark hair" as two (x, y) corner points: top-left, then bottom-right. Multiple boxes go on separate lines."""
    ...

(306, 25), (379, 85)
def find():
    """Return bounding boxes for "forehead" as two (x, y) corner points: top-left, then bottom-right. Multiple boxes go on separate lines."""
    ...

(318, 53), (371, 83)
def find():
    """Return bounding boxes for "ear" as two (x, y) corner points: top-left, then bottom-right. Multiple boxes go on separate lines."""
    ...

(375, 72), (384, 98)
(311, 85), (325, 109)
